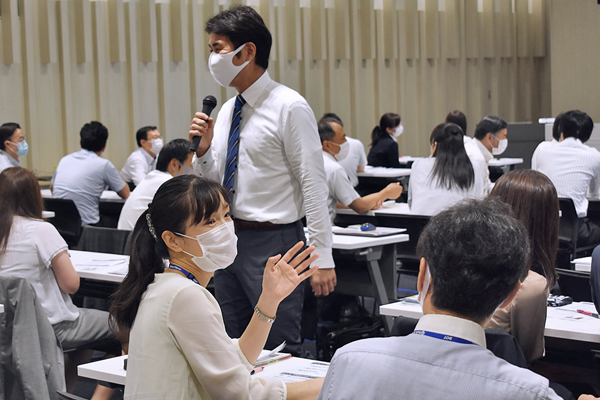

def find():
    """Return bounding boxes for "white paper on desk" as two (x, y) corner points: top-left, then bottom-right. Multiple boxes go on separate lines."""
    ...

(73, 259), (128, 275)
(547, 302), (597, 321)
(254, 358), (329, 382)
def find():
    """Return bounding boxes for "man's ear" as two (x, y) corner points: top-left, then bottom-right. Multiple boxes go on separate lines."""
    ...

(417, 257), (427, 293)
(168, 158), (180, 176)
(498, 281), (521, 309)
(162, 230), (183, 253)
(240, 42), (256, 62)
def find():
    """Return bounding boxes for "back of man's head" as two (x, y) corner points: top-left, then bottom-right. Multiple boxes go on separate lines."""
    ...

(321, 113), (343, 127)
(136, 126), (157, 147)
(80, 121), (109, 152)
(560, 110), (594, 143)
(416, 198), (530, 323)
(473, 115), (508, 141)
(156, 139), (193, 172)
(205, 5), (272, 70)
(318, 120), (338, 144)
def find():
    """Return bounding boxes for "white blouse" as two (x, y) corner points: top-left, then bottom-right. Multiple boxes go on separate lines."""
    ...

(124, 273), (286, 400)
(408, 157), (484, 216)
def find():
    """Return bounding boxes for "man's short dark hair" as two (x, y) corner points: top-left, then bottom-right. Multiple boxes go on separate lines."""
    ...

(560, 110), (594, 143)
(80, 121), (109, 152)
(136, 126), (158, 147)
(474, 115), (508, 140)
(0, 122), (21, 151)
(552, 113), (565, 141)
(416, 198), (530, 323)
(321, 113), (343, 127)
(318, 120), (337, 144)
(206, 5), (272, 70)
(156, 139), (193, 172)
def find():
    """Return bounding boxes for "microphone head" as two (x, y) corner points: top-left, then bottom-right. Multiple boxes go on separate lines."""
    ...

(203, 95), (217, 109)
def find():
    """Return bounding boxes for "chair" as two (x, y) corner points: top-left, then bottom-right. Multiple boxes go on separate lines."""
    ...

(56, 391), (86, 400)
(0, 276), (66, 400)
(558, 198), (597, 267)
(555, 267), (593, 302)
(77, 226), (132, 255)
(44, 198), (83, 248)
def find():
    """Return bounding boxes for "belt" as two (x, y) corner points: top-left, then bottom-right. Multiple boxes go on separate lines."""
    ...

(233, 218), (300, 231)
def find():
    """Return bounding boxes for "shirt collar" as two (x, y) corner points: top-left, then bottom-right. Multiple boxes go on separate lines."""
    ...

(323, 151), (337, 162)
(139, 147), (156, 164)
(474, 139), (493, 162)
(0, 149), (20, 167)
(415, 314), (487, 348)
(239, 71), (272, 108)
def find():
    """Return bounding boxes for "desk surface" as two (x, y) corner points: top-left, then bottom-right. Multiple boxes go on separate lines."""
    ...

(41, 189), (123, 201)
(42, 211), (55, 219)
(573, 257), (591, 272)
(358, 166), (411, 178)
(398, 157), (523, 168)
(336, 202), (414, 217)
(78, 355), (329, 386)
(380, 300), (600, 343)
(70, 250), (129, 283)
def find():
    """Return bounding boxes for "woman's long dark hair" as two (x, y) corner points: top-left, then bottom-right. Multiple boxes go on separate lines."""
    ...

(109, 175), (228, 330)
(489, 170), (559, 288)
(429, 123), (474, 191)
(0, 167), (44, 258)
(371, 113), (401, 146)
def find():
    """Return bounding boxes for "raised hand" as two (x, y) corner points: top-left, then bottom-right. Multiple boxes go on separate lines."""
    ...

(262, 241), (319, 304)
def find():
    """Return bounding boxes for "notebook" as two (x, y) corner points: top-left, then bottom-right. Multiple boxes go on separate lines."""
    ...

(332, 226), (406, 237)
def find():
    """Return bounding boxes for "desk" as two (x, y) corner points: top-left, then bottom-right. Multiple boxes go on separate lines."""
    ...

(78, 355), (329, 387)
(357, 166), (411, 178)
(70, 250), (129, 283)
(573, 257), (591, 272)
(41, 189), (125, 228)
(42, 211), (55, 219)
(380, 300), (600, 343)
(356, 166), (410, 200)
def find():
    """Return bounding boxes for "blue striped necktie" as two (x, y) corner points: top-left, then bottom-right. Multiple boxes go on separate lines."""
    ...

(223, 94), (246, 200)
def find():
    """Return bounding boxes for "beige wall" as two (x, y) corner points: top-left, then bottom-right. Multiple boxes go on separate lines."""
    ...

(549, 0), (600, 122)
(0, 0), (550, 175)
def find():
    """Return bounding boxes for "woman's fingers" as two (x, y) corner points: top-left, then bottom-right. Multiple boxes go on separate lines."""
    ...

(280, 241), (305, 265)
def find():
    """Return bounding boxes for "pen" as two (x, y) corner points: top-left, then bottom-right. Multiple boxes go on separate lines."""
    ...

(251, 366), (263, 375)
(577, 309), (600, 318)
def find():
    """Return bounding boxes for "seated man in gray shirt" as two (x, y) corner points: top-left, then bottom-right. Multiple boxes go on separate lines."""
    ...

(51, 121), (129, 226)
(319, 198), (598, 400)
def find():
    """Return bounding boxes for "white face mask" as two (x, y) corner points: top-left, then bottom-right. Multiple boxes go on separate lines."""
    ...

(331, 140), (350, 162)
(492, 136), (508, 155)
(150, 138), (163, 154)
(178, 221), (238, 272)
(418, 263), (431, 311)
(392, 124), (404, 138)
(208, 43), (250, 87)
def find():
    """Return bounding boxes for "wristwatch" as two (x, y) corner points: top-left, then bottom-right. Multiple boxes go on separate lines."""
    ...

(254, 305), (276, 324)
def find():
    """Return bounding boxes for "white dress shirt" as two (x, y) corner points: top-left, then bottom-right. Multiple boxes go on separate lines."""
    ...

(531, 139), (558, 170)
(338, 137), (367, 187)
(323, 152), (361, 223)
(194, 71), (333, 268)
(124, 273), (286, 400)
(117, 170), (173, 231)
(533, 137), (600, 217)
(121, 147), (156, 187)
(0, 149), (20, 173)
(408, 157), (484, 216)
(464, 138), (493, 194)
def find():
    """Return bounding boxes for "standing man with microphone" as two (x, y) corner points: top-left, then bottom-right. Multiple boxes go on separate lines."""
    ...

(188, 5), (334, 358)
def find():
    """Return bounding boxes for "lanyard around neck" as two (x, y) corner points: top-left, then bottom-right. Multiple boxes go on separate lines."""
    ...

(412, 330), (475, 345)
(168, 264), (200, 286)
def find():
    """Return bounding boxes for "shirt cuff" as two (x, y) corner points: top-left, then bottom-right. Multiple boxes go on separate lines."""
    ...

(195, 145), (214, 166)
(313, 246), (335, 269)
(231, 338), (254, 373)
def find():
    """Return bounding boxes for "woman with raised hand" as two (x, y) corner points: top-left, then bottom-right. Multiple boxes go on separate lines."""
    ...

(408, 122), (484, 215)
(487, 169), (559, 364)
(110, 174), (323, 399)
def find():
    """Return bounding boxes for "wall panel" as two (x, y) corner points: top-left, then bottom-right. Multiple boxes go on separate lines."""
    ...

(0, 0), (551, 176)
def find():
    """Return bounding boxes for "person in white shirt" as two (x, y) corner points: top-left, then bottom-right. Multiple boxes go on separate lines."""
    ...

(0, 167), (127, 399)
(531, 112), (567, 170)
(319, 199), (599, 400)
(121, 126), (163, 190)
(109, 175), (323, 399)
(320, 113), (367, 187)
(408, 123), (484, 216)
(118, 139), (194, 231)
(0, 122), (27, 173)
(533, 110), (600, 246)
(188, 5), (333, 357)
(464, 115), (508, 194)
(319, 119), (402, 223)
(51, 121), (130, 226)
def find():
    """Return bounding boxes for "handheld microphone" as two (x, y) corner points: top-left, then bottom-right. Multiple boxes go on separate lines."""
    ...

(191, 95), (218, 152)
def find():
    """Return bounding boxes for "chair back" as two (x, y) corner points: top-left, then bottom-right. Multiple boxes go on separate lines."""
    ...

(43, 198), (82, 248)
(555, 267), (592, 302)
(77, 226), (132, 255)
(558, 198), (579, 256)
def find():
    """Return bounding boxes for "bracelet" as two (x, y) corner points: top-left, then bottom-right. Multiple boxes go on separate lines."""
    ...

(254, 305), (276, 324)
